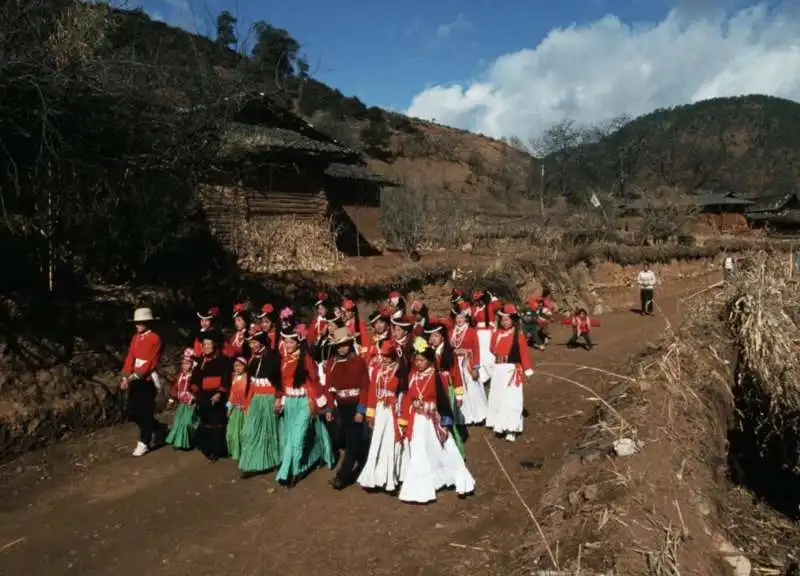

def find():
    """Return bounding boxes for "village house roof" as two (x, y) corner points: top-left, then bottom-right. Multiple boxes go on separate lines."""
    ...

(324, 162), (395, 185)
(219, 123), (350, 157)
(692, 192), (754, 207)
(745, 192), (799, 214)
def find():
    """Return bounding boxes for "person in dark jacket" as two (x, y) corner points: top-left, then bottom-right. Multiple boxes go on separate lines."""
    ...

(190, 329), (232, 462)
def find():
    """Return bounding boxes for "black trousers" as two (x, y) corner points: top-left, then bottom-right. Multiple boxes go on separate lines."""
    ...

(195, 390), (228, 460)
(333, 403), (368, 485)
(567, 333), (594, 350)
(127, 379), (159, 444)
(640, 288), (654, 315)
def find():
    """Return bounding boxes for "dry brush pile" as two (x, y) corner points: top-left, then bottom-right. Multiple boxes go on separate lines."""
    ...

(509, 250), (800, 575)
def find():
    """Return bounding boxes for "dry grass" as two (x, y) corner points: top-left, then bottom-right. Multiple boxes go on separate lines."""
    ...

(726, 253), (800, 456)
(509, 249), (800, 574)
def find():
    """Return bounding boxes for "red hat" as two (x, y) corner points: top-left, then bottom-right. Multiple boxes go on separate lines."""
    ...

(369, 305), (391, 325)
(391, 314), (414, 328)
(257, 303), (274, 319)
(472, 289), (484, 301)
(455, 300), (471, 315)
(378, 339), (397, 358)
(410, 299), (424, 313)
(234, 356), (248, 365)
(197, 306), (220, 320)
(232, 303), (247, 318)
(342, 298), (356, 311)
(497, 303), (518, 317)
(388, 291), (401, 301)
(314, 292), (329, 307)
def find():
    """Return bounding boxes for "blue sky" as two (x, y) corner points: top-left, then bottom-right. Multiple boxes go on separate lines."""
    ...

(133, 0), (798, 139)
(136, 0), (683, 108)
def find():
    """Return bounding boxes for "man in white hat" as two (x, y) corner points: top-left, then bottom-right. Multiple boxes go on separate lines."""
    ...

(121, 307), (164, 456)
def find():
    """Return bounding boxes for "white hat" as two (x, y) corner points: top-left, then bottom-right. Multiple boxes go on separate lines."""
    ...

(132, 307), (157, 322)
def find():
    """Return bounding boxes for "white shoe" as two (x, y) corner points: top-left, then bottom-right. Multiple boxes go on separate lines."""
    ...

(504, 433), (517, 442)
(132, 441), (149, 457)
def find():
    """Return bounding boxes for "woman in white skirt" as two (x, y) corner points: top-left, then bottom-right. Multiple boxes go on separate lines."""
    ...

(449, 301), (488, 425)
(487, 303), (534, 442)
(471, 289), (499, 384)
(358, 339), (403, 492)
(397, 338), (475, 504)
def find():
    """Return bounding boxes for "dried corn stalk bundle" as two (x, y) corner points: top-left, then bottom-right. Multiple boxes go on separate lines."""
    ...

(727, 251), (800, 460)
(235, 216), (348, 273)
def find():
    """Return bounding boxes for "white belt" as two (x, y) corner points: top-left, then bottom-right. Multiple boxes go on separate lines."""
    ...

(336, 388), (360, 398)
(252, 378), (273, 387)
(376, 391), (395, 400)
(283, 387), (307, 397)
(411, 400), (437, 412)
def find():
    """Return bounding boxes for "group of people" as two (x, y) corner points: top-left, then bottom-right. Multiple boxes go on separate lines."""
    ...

(120, 287), (602, 503)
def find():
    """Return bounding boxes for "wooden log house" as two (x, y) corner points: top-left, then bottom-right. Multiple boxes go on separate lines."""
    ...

(200, 94), (393, 270)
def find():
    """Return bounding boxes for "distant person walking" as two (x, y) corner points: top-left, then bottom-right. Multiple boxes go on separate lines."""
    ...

(723, 255), (735, 281)
(636, 265), (657, 316)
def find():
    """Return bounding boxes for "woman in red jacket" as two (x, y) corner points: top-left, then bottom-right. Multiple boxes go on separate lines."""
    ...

(275, 324), (335, 487)
(487, 303), (534, 443)
(471, 289), (499, 384)
(397, 338), (475, 503)
(449, 301), (488, 425)
(357, 339), (403, 493)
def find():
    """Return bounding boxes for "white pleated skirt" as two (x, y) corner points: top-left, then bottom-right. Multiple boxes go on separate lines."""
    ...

(357, 403), (402, 492)
(457, 356), (488, 425)
(398, 414), (475, 504)
(476, 329), (495, 383)
(485, 363), (524, 434)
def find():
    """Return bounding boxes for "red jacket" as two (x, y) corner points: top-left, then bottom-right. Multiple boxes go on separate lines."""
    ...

(562, 315), (600, 335)
(324, 354), (370, 413)
(365, 363), (401, 441)
(449, 324), (480, 370)
(490, 328), (533, 373)
(122, 330), (162, 381)
(280, 353), (329, 414)
(169, 371), (193, 404)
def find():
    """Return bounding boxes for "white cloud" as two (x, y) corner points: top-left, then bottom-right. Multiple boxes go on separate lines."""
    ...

(435, 13), (471, 40)
(405, 3), (800, 141)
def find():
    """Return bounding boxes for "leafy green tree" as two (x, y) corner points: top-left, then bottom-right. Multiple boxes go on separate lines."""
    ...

(251, 21), (300, 79)
(215, 10), (237, 48)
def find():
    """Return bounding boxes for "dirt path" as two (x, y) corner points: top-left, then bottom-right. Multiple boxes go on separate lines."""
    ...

(0, 278), (715, 576)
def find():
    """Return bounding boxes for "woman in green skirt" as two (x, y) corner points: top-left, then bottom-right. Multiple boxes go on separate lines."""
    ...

(165, 348), (198, 450)
(238, 333), (283, 479)
(225, 357), (249, 460)
(275, 324), (334, 487)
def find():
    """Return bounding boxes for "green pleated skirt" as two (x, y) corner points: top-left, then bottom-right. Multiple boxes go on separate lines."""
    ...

(276, 397), (334, 483)
(166, 403), (197, 450)
(226, 406), (245, 460)
(238, 394), (282, 473)
(449, 386), (466, 458)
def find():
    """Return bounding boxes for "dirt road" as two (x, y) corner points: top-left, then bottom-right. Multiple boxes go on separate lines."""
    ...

(0, 280), (711, 576)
